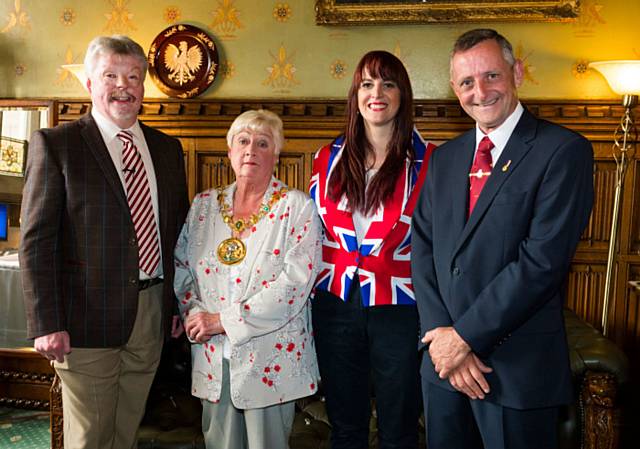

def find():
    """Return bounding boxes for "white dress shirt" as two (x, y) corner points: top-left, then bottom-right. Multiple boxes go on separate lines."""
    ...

(91, 108), (162, 279)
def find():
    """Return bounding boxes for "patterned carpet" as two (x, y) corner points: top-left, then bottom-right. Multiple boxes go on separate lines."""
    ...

(0, 407), (49, 448)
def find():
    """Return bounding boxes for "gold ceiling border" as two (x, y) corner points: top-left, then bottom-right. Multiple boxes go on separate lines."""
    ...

(315, 0), (580, 25)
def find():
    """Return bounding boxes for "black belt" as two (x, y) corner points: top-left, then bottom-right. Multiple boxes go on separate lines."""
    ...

(138, 278), (163, 291)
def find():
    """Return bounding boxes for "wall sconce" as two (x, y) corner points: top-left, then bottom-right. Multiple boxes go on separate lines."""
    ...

(61, 64), (88, 91)
(589, 60), (640, 336)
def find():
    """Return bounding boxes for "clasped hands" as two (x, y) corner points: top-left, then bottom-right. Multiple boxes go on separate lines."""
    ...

(184, 312), (225, 343)
(422, 326), (492, 400)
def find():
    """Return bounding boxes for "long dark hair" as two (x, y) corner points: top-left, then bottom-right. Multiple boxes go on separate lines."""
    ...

(329, 50), (414, 215)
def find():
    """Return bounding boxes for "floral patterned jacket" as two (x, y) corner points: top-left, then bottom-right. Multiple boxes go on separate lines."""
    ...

(174, 177), (321, 409)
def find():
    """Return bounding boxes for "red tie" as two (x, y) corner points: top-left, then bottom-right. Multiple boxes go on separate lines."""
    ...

(118, 131), (160, 277)
(468, 136), (494, 217)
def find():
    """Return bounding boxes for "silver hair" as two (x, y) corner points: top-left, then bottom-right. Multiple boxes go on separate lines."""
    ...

(226, 109), (284, 155)
(84, 35), (148, 79)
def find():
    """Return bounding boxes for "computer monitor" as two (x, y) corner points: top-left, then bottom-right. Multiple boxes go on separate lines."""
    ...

(0, 204), (8, 241)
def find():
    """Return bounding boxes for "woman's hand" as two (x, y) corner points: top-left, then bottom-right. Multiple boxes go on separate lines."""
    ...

(185, 312), (225, 343)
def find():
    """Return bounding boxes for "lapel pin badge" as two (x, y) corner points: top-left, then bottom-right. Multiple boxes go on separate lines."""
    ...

(502, 160), (512, 172)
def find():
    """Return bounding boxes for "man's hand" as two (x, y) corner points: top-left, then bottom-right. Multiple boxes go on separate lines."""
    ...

(185, 312), (224, 343)
(447, 353), (492, 400)
(171, 315), (184, 338)
(34, 331), (71, 363)
(422, 326), (471, 378)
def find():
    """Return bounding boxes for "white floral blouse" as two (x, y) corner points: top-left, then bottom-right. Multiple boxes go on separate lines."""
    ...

(174, 177), (321, 409)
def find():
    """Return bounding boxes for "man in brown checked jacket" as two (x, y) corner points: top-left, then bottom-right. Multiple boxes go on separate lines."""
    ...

(19, 35), (189, 449)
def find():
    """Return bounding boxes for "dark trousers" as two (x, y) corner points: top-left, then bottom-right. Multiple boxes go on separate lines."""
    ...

(423, 380), (559, 449)
(312, 285), (419, 449)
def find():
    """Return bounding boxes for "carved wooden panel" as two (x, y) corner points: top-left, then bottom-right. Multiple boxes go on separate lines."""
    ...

(564, 263), (607, 329)
(194, 151), (308, 194)
(189, 135), (323, 197)
(196, 151), (233, 194)
(274, 153), (305, 192)
(582, 371), (620, 449)
(581, 160), (618, 252)
(50, 374), (63, 449)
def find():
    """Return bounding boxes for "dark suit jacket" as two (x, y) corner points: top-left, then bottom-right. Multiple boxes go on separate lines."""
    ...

(20, 114), (189, 348)
(412, 108), (594, 409)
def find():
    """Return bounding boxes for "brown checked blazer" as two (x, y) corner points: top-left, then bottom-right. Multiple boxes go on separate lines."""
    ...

(19, 114), (189, 348)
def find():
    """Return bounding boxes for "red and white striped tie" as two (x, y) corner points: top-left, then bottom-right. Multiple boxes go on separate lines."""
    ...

(118, 131), (160, 277)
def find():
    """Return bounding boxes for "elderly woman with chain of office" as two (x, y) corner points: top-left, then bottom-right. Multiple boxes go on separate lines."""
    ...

(174, 109), (321, 449)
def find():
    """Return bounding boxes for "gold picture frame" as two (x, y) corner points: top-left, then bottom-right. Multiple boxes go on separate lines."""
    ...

(0, 136), (28, 177)
(315, 0), (580, 25)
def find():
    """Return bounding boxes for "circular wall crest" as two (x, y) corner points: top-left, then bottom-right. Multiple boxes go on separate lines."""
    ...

(147, 24), (219, 99)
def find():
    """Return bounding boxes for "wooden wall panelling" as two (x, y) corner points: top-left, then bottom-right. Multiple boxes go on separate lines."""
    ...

(600, 153), (637, 350)
(279, 137), (328, 193)
(274, 153), (305, 192)
(607, 156), (639, 347)
(564, 263), (607, 327)
(196, 150), (232, 194)
(177, 138), (194, 199)
(589, 159), (619, 253)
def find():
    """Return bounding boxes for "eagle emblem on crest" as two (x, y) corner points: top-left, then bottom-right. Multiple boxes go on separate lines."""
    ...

(164, 41), (203, 85)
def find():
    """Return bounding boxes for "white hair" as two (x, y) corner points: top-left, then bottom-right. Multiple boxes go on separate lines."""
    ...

(226, 109), (284, 155)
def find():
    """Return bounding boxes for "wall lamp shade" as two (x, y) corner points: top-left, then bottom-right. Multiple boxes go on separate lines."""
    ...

(61, 64), (88, 91)
(589, 60), (640, 96)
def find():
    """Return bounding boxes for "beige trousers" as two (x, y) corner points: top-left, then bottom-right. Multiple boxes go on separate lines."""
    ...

(201, 359), (295, 449)
(54, 283), (164, 449)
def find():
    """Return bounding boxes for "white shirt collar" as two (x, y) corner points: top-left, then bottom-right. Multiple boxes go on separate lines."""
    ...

(474, 102), (524, 157)
(91, 107), (143, 143)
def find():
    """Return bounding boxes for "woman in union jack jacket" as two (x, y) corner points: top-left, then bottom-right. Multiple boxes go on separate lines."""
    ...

(309, 51), (436, 449)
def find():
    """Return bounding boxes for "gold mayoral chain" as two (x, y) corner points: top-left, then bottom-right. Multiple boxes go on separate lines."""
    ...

(216, 186), (288, 265)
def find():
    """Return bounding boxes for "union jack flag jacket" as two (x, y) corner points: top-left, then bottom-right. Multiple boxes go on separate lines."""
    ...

(309, 129), (436, 307)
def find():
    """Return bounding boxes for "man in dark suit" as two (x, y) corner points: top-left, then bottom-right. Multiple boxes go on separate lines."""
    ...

(411, 29), (594, 449)
(19, 35), (189, 449)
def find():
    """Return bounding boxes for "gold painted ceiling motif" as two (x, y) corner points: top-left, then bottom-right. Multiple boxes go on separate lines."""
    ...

(163, 6), (181, 24)
(330, 59), (347, 80)
(273, 3), (292, 23)
(1, 0), (31, 35)
(220, 61), (235, 80)
(14, 63), (26, 76)
(104, 0), (136, 34)
(56, 47), (81, 86)
(60, 7), (76, 26)
(263, 45), (299, 89)
(571, 59), (590, 80)
(210, 0), (243, 39)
